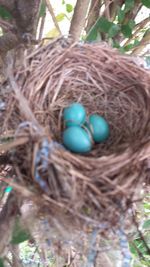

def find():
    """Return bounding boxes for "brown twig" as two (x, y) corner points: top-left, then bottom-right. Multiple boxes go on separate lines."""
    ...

(69, 0), (91, 41)
(85, 0), (101, 33)
(0, 18), (14, 31)
(124, 17), (150, 47)
(44, 0), (61, 35)
(38, 13), (46, 40)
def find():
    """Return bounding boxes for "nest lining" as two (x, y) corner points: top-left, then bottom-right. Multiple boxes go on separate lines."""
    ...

(0, 37), (150, 232)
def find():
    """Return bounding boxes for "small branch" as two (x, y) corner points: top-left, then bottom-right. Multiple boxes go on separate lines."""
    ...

(86, 0), (101, 33)
(44, 0), (61, 35)
(123, 17), (150, 47)
(0, 18), (14, 31)
(4, 256), (13, 267)
(10, 244), (24, 267)
(38, 13), (46, 40)
(69, 0), (91, 41)
(6, 54), (39, 126)
(132, 31), (150, 55)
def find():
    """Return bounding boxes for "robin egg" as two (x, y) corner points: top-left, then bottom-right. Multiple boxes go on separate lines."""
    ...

(63, 102), (86, 127)
(87, 114), (110, 143)
(63, 126), (92, 153)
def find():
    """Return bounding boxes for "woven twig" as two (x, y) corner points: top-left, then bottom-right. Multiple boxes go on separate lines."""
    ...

(0, 37), (150, 239)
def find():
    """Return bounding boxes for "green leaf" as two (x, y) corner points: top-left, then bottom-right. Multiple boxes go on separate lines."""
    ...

(124, 0), (135, 13)
(141, 0), (150, 8)
(144, 202), (150, 210)
(11, 218), (31, 244)
(56, 13), (65, 22)
(0, 258), (4, 267)
(0, 6), (12, 19)
(108, 24), (120, 38)
(143, 219), (150, 229)
(113, 40), (120, 48)
(124, 43), (134, 51)
(129, 242), (139, 256)
(124, 39), (140, 51)
(97, 17), (112, 33)
(66, 4), (73, 13)
(134, 39), (140, 46)
(121, 24), (132, 37)
(62, 0), (65, 4)
(129, 237), (149, 256)
(45, 28), (60, 39)
(119, 47), (125, 53)
(117, 8), (125, 23)
(39, 1), (46, 17)
(86, 26), (98, 41)
(140, 259), (150, 267)
(128, 20), (135, 29)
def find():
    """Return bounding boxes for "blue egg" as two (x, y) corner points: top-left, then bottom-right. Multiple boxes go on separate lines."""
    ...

(63, 103), (86, 127)
(88, 114), (110, 143)
(63, 126), (92, 153)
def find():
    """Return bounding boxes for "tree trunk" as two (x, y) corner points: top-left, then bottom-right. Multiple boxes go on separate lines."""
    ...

(69, 0), (91, 41)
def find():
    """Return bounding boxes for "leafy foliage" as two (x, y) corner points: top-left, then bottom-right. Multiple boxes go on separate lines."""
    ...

(0, 6), (12, 19)
(124, 0), (135, 13)
(129, 196), (150, 267)
(56, 13), (66, 22)
(85, 0), (150, 55)
(11, 218), (31, 245)
(142, 0), (150, 8)
(0, 259), (4, 267)
(66, 3), (73, 13)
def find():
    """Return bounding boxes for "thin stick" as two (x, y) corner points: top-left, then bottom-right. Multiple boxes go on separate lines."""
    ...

(6, 53), (41, 129)
(44, 0), (61, 35)
(38, 13), (46, 40)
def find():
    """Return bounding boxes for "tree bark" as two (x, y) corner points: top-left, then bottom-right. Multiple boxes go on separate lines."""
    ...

(0, 32), (19, 55)
(0, 0), (41, 56)
(69, 0), (91, 41)
(86, 0), (101, 33)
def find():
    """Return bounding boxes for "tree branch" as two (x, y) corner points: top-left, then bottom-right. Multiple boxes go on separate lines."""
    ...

(69, 0), (91, 41)
(86, 0), (101, 33)
(44, 0), (61, 35)
(11, 0), (41, 35)
(132, 30), (150, 55)
(123, 17), (150, 47)
(0, 18), (14, 32)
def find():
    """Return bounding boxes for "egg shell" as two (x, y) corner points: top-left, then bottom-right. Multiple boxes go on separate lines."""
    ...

(63, 126), (92, 153)
(63, 102), (86, 127)
(88, 114), (110, 143)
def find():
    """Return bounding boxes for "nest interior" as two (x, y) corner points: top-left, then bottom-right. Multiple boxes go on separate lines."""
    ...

(1, 37), (150, 232)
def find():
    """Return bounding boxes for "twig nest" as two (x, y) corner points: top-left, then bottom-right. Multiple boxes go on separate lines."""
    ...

(1, 37), (150, 235)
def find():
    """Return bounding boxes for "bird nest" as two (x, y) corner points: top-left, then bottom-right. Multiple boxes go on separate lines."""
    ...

(0, 37), (150, 239)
